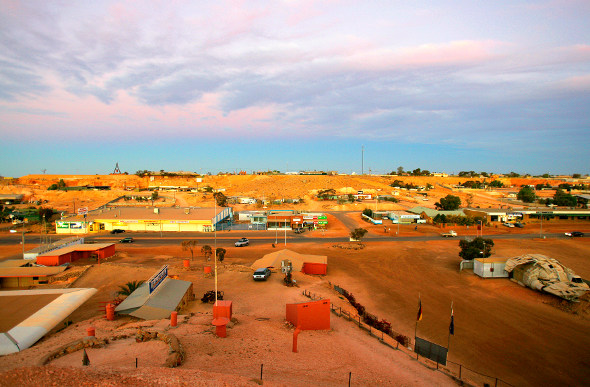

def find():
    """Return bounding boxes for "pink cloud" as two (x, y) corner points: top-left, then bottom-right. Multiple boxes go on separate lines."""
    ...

(343, 40), (504, 71)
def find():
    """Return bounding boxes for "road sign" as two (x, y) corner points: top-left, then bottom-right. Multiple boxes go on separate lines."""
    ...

(77, 207), (88, 215)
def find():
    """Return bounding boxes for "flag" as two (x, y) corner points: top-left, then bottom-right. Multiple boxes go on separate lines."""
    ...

(449, 305), (454, 335)
(417, 296), (423, 321)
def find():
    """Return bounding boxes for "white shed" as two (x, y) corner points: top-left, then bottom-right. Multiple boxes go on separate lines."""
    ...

(474, 257), (509, 278)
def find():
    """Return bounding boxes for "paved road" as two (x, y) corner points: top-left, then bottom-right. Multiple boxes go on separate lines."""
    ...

(0, 231), (582, 249)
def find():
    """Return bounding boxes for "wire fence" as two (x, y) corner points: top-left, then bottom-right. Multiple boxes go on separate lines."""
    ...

(320, 286), (515, 387)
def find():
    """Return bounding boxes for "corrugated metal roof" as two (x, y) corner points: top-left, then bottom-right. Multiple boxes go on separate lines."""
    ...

(0, 260), (31, 268)
(116, 278), (192, 319)
(64, 207), (229, 222)
(114, 282), (150, 314)
(37, 243), (114, 257)
(0, 266), (66, 278)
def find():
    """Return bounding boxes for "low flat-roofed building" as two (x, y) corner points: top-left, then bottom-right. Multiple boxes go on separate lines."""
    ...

(56, 206), (232, 234)
(0, 194), (24, 204)
(24, 237), (84, 260)
(408, 206), (465, 223)
(474, 257), (509, 278)
(36, 243), (115, 266)
(0, 265), (67, 288)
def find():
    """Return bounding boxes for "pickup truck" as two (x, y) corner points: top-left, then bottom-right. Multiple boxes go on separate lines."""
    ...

(441, 230), (457, 237)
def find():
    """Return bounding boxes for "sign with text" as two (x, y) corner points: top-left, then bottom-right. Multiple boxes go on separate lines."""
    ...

(148, 265), (168, 294)
(77, 207), (88, 215)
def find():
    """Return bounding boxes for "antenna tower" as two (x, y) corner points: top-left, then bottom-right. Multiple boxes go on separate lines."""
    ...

(112, 162), (122, 175)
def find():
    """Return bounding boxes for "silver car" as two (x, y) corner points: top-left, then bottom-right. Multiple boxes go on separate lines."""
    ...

(253, 268), (271, 281)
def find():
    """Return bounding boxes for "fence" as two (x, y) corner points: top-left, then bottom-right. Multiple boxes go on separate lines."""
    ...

(327, 286), (515, 387)
(215, 223), (266, 231)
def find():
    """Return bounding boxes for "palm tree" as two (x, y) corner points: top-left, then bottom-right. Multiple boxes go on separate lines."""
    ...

(117, 280), (145, 297)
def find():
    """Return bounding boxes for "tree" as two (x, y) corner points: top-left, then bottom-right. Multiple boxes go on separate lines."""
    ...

(517, 186), (536, 203)
(458, 238), (494, 261)
(435, 195), (461, 210)
(397, 166), (404, 175)
(116, 280), (145, 297)
(350, 228), (368, 242)
(488, 180), (504, 188)
(216, 248), (227, 262)
(362, 208), (373, 218)
(151, 191), (159, 201)
(38, 207), (54, 222)
(213, 192), (228, 206)
(553, 189), (577, 207)
(181, 240), (198, 260)
(201, 245), (213, 260)
(317, 189), (336, 200)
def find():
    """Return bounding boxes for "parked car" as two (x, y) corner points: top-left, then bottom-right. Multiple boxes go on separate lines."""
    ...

(503, 222), (515, 228)
(441, 230), (457, 237)
(253, 268), (271, 281)
(235, 237), (249, 247)
(565, 231), (584, 237)
(294, 228), (305, 234)
(514, 223), (524, 228)
(119, 237), (134, 243)
(110, 229), (125, 234)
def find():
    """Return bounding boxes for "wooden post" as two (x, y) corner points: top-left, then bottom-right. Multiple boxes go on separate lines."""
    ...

(348, 371), (352, 387)
(260, 364), (263, 380)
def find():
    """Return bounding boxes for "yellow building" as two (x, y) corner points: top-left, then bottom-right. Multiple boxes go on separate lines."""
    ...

(56, 207), (232, 234)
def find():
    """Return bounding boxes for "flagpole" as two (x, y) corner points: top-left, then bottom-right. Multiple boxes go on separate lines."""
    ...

(214, 199), (218, 305)
(447, 301), (454, 351)
(415, 292), (421, 340)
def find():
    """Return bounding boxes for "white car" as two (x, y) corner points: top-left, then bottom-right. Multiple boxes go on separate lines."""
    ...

(235, 237), (249, 247)
(503, 222), (515, 228)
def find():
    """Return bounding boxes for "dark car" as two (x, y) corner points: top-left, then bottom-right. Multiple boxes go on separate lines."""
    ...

(110, 229), (125, 234)
(294, 228), (305, 234)
(514, 223), (524, 228)
(253, 268), (271, 281)
(119, 237), (134, 243)
(565, 231), (584, 237)
(235, 237), (249, 247)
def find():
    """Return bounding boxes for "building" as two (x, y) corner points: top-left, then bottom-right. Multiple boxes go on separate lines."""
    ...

(0, 194), (24, 204)
(474, 257), (509, 278)
(56, 206), (232, 234)
(115, 266), (194, 320)
(464, 208), (590, 224)
(24, 237), (84, 260)
(36, 243), (115, 266)
(407, 206), (465, 223)
(388, 211), (422, 224)
(0, 260), (67, 288)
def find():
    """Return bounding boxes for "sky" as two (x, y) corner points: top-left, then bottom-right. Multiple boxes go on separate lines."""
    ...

(1, 0), (589, 177)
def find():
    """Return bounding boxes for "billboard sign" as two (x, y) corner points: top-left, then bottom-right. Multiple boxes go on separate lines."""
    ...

(415, 336), (448, 365)
(57, 221), (70, 229)
(148, 265), (168, 293)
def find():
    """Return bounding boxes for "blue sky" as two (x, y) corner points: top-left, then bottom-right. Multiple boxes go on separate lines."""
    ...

(1, 0), (589, 176)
